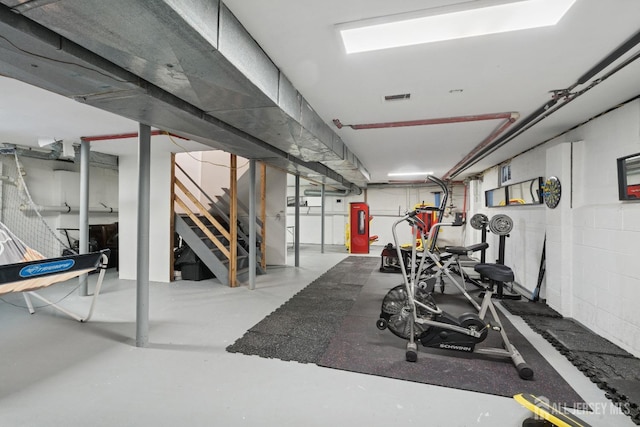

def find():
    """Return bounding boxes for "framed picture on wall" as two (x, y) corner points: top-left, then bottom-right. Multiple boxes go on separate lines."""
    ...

(500, 163), (511, 185)
(617, 152), (640, 200)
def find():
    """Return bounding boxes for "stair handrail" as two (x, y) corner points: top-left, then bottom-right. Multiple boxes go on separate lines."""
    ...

(174, 179), (231, 258)
(174, 179), (231, 239)
(174, 160), (266, 279)
(175, 162), (262, 257)
(175, 163), (231, 225)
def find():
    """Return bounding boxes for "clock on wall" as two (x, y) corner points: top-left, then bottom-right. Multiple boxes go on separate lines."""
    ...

(543, 176), (562, 209)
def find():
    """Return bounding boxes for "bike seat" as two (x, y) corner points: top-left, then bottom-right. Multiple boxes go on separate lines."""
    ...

(474, 263), (514, 282)
(466, 242), (489, 252)
(444, 242), (489, 255)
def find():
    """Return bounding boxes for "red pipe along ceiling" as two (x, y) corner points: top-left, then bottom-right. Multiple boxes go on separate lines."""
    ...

(332, 112), (516, 130)
(80, 130), (187, 142)
(332, 112), (519, 180)
(442, 113), (519, 180)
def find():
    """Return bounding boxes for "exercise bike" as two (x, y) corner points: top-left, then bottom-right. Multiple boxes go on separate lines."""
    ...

(376, 206), (534, 380)
(384, 175), (489, 311)
(413, 222), (488, 312)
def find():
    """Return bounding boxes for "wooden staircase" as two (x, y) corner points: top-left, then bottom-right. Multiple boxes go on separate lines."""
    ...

(171, 155), (265, 286)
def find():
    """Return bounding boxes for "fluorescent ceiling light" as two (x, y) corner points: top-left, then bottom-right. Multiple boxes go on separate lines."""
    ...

(388, 171), (434, 177)
(339, 0), (576, 54)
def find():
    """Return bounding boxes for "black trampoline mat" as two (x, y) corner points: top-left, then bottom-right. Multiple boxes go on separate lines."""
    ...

(227, 256), (585, 407)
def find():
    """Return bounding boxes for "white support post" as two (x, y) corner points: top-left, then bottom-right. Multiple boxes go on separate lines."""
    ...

(321, 184), (325, 254)
(294, 174), (300, 267)
(79, 139), (90, 296)
(249, 159), (257, 290)
(136, 124), (151, 347)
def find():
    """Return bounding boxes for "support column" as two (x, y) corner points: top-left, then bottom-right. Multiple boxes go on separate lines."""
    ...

(136, 123), (151, 348)
(169, 154), (176, 282)
(79, 139), (90, 296)
(249, 159), (256, 290)
(260, 163), (267, 270)
(294, 174), (300, 267)
(229, 154), (238, 287)
(321, 184), (325, 254)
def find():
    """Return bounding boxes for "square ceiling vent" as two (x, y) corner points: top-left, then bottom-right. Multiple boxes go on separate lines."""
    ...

(383, 93), (411, 102)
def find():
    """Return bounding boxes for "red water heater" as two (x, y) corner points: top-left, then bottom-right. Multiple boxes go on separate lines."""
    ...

(349, 202), (370, 254)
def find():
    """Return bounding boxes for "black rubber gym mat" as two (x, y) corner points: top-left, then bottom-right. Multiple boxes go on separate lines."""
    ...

(517, 309), (640, 424)
(603, 379), (640, 418)
(570, 352), (640, 381)
(522, 316), (587, 333)
(228, 256), (585, 407)
(546, 329), (633, 357)
(500, 299), (562, 317)
(227, 257), (378, 362)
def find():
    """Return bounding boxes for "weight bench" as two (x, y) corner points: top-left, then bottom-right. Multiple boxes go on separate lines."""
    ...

(475, 262), (521, 300)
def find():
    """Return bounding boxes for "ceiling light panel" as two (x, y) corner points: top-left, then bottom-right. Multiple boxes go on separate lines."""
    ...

(388, 171), (434, 177)
(338, 0), (576, 54)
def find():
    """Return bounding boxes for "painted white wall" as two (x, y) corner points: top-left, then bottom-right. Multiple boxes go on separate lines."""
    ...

(200, 151), (249, 199)
(545, 143), (574, 316)
(236, 166), (287, 266)
(565, 101), (640, 356)
(54, 169), (119, 239)
(0, 155), (118, 258)
(473, 100), (640, 357)
(174, 151), (203, 212)
(118, 148), (172, 283)
(286, 182), (465, 249)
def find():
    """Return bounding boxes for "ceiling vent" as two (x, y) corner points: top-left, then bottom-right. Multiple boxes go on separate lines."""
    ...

(384, 93), (411, 101)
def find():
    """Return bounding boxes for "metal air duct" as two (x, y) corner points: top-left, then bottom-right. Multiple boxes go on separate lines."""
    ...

(0, 0), (369, 187)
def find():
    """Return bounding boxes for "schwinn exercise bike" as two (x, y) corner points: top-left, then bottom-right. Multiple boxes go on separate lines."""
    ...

(390, 175), (488, 312)
(376, 203), (534, 380)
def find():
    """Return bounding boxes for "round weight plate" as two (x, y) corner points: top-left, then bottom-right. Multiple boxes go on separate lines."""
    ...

(469, 213), (489, 230)
(489, 214), (513, 235)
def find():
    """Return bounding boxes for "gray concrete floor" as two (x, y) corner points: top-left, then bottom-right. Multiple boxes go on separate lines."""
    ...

(0, 244), (633, 426)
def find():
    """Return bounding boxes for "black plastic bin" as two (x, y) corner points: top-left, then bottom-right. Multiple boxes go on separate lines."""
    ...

(181, 260), (214, 281)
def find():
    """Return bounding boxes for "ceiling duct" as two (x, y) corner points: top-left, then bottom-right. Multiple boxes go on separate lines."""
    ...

(1, 142), (119, 170)
(303, 188), (351, 197)
(0, 0), (369, 187)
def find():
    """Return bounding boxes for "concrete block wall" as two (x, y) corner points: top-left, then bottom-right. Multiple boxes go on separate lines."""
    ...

(472, 100), (640, 356)
(566, 101), (640, 355)
(466, 149), (548, 296)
